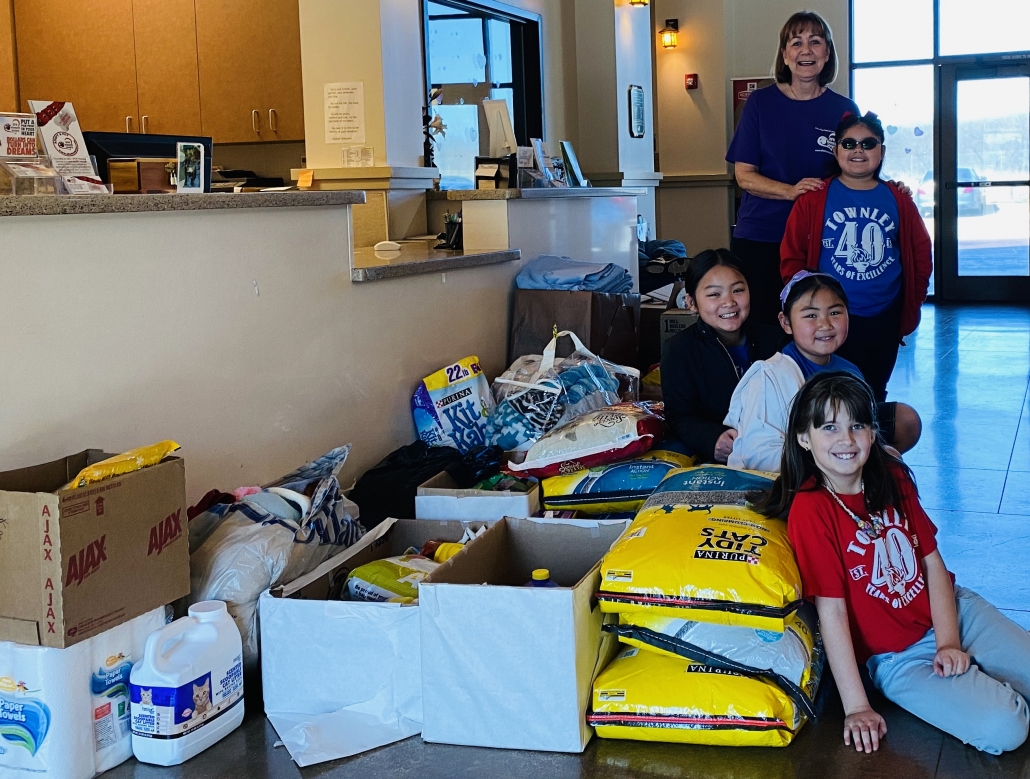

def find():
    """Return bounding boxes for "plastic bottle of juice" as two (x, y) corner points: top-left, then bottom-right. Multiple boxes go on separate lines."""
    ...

(525, 568), (559, 587)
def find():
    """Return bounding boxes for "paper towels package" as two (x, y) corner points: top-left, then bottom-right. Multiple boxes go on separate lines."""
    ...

(260, 517), (498, 767)
(0, 606), (168, 779)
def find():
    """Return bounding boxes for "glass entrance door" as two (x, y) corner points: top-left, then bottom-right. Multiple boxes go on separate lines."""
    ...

(938, 64), (1030, 300)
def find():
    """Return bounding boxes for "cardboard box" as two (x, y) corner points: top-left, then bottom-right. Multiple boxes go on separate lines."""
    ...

(260, 517), (499, 767)
(416, 472), (540, 521)
(508, 289), (640, 368)
(0, 450), (189, 648)
(660, 308), (698, 346)
(419, 516), (631, 752)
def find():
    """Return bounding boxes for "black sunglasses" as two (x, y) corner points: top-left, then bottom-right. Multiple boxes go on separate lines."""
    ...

(839, 137), (882, 150)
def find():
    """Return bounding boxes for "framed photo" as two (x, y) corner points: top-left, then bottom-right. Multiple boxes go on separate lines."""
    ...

(176, 142), (204, 193)
(628, 85), (645, 139)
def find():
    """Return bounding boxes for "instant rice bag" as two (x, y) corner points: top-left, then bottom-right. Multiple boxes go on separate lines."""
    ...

(597, 466), (802, 631)
(507, 403), (663, 479)
(541, 447), (695, 514)
(588, 646), (818, 747)
(412, 357), (494, 453)
(345, 554), (440, 603)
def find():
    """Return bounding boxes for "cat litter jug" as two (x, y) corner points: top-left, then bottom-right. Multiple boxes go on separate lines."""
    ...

(129, 600), (244, 765)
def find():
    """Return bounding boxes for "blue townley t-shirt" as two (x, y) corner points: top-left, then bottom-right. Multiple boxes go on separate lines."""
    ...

(818, 179), (903, 316)
(726, 85), (858, 243)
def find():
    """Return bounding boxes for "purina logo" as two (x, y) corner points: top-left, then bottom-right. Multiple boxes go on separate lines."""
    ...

(64, 535), (108, 587)
(148, 509), (182, 556)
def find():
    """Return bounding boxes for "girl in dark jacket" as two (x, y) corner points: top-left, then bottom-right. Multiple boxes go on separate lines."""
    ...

(661, 249), (786, 462)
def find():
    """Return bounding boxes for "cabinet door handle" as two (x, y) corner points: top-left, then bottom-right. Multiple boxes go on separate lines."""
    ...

(252, 109), (260, 133)
(126, 116), (133, 133)
(268, 108), (278, 134)
(141, 115), (149, 134)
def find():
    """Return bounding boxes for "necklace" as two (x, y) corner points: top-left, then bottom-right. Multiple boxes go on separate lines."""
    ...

(788, 81), (823, 101)
(823, 480), (885, 539)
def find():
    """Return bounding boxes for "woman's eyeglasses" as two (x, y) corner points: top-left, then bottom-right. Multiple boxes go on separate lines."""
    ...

(838, 137), (882, 151)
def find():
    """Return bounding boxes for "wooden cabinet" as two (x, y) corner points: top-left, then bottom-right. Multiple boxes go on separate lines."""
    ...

(195, 0), (304, 143)
(12, 0), (303, 143)
(132, 0), (203, 136)
(14, 0), (140, 133)
(0, 1), (18, 113)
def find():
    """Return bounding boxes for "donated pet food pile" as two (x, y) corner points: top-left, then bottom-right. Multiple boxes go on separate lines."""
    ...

(0, 316), (830, 777)
(590, 465), (825, 746)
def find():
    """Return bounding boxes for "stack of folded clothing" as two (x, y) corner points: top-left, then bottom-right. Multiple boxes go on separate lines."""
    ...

(516, 255), (634, 293)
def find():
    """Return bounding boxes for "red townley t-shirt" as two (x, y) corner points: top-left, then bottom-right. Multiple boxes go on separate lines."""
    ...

(787, 470), (943, 663)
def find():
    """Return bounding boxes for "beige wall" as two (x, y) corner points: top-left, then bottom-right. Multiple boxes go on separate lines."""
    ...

(0, 206), (522, 502)
(653, 0), (848, 245)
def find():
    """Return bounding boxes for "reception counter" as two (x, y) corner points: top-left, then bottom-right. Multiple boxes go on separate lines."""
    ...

(427, 187), (643, 287)
(0, 191), (527, 498)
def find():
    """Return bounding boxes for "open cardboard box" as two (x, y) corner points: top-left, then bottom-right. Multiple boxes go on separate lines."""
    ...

(0, 450), (188, 648)
(259, 517), (498, 766)
(415, 471), (540, 521)
(418, 516), (631, 752)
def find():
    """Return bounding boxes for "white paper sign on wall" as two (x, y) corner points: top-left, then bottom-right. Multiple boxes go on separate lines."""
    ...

(325, 82), (366, 144)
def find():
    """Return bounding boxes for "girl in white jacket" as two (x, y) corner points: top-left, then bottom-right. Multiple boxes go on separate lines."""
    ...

(724, 271), (920, 472)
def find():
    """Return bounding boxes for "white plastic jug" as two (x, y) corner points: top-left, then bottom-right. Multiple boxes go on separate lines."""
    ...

(128, 601), (244, 766)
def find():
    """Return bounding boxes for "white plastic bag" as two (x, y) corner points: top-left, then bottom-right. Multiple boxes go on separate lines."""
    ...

(188, 446), (364, 669)
(488, 331), (638, 452)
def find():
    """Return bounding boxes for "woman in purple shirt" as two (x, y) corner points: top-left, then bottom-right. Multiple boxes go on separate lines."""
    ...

(726, 11), (857, 328)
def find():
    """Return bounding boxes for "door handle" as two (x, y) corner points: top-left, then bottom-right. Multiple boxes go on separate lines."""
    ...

(141, 115), (149, 134)
(126, 116), (133, 133)
(252, 109), (260, 133)
(268, 108), (278, 134)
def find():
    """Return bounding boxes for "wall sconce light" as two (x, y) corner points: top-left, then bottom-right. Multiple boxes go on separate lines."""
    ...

(660, 19), (679, 49)
(629, 0), (649, 6)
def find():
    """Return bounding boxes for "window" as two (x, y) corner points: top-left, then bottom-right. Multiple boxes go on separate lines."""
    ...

(424, 0), (542, 189)
(852, 0), (1030, 295)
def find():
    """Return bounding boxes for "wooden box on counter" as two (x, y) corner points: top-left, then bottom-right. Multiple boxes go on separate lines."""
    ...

(108, 158), (176, 194)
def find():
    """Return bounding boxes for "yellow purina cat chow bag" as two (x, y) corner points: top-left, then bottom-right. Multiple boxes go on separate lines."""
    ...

(597, 466), (802, 631)
(588, 647), (814, 747)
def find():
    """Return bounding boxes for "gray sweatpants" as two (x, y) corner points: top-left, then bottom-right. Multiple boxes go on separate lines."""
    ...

(866, 587), (1030, 754)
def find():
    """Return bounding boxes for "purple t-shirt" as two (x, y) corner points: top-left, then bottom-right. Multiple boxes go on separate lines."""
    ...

(726, 85), (859, 243)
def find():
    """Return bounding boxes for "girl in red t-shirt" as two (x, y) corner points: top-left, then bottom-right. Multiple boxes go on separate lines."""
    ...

(758, 372), (1030, 755)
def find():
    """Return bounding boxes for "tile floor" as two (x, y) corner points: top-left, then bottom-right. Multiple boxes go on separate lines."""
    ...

(107, 303), (1030, 779)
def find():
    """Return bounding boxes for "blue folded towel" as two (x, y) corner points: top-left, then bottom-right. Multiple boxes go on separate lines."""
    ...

(516, 255), (634, 293)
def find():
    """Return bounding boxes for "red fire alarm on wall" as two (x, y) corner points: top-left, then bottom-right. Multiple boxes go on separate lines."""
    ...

(685, 73), (699, 90)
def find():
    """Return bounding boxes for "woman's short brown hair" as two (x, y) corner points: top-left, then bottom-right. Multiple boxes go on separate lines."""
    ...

(774, 11), (838, 86)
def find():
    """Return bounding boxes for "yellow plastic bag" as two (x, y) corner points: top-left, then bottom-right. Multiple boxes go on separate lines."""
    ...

(345, 554), (439, 603)
(64, 440), (180, 490)
(589, 647), (810, 747)
(541, 448), (695, 514)
(597, 466), (802, 631)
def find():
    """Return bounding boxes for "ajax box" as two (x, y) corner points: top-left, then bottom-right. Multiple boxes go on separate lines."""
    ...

(0, 450), (189, 648)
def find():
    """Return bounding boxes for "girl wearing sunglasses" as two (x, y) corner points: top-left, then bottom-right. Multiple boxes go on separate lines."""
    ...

(779, 112), (932, 403)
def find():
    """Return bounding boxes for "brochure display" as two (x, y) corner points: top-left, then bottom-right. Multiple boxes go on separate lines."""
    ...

(27, 100), (109, 194)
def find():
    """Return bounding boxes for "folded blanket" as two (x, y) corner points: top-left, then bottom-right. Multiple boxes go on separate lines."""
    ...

(516, 254), (634, 293)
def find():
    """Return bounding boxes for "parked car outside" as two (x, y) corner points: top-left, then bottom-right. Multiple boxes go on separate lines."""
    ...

(915, 168), (988, 218)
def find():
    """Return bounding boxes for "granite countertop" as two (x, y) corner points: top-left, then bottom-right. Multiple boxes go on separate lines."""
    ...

(351, 239), (520, 282)
(0, 190), (366, 218)
(427, 187), (646, 201)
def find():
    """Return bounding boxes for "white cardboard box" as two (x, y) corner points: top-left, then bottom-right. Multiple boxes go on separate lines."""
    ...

(259, 517), (499, 766)
(415, 471), (540, 521)
(418, 516), (630, 752)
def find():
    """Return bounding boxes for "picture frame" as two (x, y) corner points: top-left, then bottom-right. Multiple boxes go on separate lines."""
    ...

(628, 85), (645, 139)
(176, 142), (204, 193)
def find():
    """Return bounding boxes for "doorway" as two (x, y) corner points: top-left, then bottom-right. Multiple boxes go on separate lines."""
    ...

(850, 0), (1030, 302)
(938, 64), (1030, 300)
